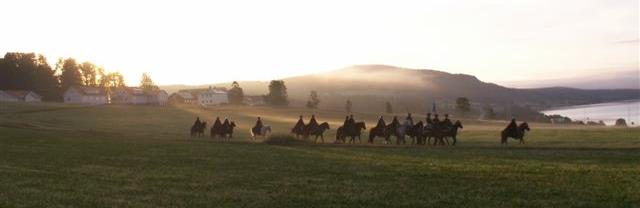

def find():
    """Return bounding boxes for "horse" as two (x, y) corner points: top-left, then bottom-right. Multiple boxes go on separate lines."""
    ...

(369, 122), (398, 144)
(291, 125), (306, 139)
(251, 125), (272, 141)
(501, 122), (530, 145)
(190, 121), (207, 137)
(212, 121), (236, 141)
(408, 121), (425, 145)
(308, 122), (330, 143)
(336, 122), (366, 144)
(441, 120), (463, 146)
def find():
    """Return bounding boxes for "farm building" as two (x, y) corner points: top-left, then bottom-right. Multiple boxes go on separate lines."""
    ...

(111, 87), (169, 105)
(169, 91), (198, 105)
(197, 87), (228, 106)
(63, 86), (108, 105)
(169, 87), (228, 106)
(0, 90), (42, 102)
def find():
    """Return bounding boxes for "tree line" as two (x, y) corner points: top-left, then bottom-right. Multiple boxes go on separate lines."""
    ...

(0, 52), (160, 101)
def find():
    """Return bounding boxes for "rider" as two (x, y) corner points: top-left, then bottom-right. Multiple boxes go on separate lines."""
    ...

(391, 116), (400, 126)
(376, 116), (386, 129)
(194, 117), (202, 126)
(443, 114), (453, 126)
(213, 117), (222, 129)
(254, 117), (263, 133)
(348, 114), (355, 125)
(406, 113), (414, 126)
(223, 117), (230, 127)
(294, 115), (305, 133)
(506, 118), (518, 134)
(426, 113), (433, 126)
(308, 114), (319, 130)
(432, 114), (441, 128)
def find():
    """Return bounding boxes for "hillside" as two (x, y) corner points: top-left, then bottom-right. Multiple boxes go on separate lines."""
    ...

(161, 65), (640, 112)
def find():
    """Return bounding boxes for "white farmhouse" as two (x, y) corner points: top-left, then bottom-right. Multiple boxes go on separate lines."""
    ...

(0, 90), (42, 102)
(197, 87), (228, 106)
(64, 86), (108, 105)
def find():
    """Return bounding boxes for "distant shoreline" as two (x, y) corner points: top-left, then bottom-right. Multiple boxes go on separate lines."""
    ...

(543, 99), (640, 112)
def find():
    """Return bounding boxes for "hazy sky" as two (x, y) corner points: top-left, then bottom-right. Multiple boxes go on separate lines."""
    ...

(1, 0), (638, 86)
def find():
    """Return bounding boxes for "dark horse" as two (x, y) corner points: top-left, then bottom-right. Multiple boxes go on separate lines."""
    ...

(501, 122), (530, 145)
(336, 122), (366, 144)
(211, 121), (236, 141)
(308, 122), (331, 143)
(191, 121), (207, 137)
(369, 122), (399, 144)
(291, 123), (306, 139)
(408, 121), (425, 145)
(442, 121), (464, 146)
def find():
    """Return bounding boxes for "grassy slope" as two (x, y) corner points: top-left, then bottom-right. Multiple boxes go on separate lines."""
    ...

(0, 102), (638, 207)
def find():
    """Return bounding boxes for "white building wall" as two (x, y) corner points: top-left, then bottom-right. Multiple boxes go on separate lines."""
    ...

(0, 91), (19, 102)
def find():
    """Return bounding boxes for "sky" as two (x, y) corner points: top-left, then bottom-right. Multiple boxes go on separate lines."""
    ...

(1, 0), (638, 87)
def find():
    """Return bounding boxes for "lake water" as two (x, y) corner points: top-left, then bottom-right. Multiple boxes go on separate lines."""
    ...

(542, 100), (640, 126)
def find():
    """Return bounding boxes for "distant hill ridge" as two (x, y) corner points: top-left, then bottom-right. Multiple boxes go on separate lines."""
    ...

(161, 65), (640, 109)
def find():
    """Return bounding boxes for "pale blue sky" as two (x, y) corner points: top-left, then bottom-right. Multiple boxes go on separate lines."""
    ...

(1, 0), (638, 86)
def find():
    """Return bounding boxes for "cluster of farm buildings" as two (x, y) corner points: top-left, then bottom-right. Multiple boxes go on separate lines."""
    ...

(0, 86), (263, 106)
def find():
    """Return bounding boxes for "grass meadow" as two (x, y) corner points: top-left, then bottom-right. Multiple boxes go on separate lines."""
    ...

(0, 102), (638, 207)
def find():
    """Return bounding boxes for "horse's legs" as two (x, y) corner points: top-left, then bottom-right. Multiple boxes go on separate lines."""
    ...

(452, 136), (457, 146)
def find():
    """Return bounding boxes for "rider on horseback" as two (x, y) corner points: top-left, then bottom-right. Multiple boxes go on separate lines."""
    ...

(253, 117), (263, 133)
(505, 118), (518, 134)
(294, 115), (305, 133)
(375, 116), (386, 129)
(426, 113), (433, 126)
(432, 114), (441, 128)
(194, 117), (201, 126)
(406, 113), (414, 126)
(309, 115), (318, 127)
(213, 117), (222, 131)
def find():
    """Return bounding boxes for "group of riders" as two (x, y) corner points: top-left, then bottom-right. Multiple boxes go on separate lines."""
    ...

(190, 116), (236, 141)
(191, 113), (530, 145)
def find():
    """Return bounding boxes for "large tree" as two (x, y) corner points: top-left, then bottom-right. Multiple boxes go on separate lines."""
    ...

(227, 81), (244, 105)
(264, 80), (288, 106)
(0, 53), (60, 100)
(79, 61), (98, 87)
(140, 72), (159, 91)
(59, 58), (83, 90)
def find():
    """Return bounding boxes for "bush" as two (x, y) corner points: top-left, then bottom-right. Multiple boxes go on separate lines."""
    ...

(263, 134), (308, 145)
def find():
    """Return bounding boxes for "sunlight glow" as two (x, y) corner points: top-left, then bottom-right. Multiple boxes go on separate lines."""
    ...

(1, 0), (637, 86)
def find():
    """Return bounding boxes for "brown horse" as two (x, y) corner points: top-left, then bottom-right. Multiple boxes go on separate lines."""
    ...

(308, 122), (330, 143)
(212, 121), (236, 141)
(369, 122), (398, 144)
(336, 122), (366, 144)
(408, 121), (425, 145)
(501, 122), (530, 145)
(191, 121), (207, 137)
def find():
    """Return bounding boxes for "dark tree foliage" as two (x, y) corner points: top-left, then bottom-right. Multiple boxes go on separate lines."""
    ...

(265, 80), (289, 106)
(228, 81), (245, 105)
(0, 53), (60, 100)
(59, 58), (83, 90)
(345, 99), (352, 113)
(385, 101), (393, 114)
(306, 90), (320, 109)
(455, 97), (471, 117)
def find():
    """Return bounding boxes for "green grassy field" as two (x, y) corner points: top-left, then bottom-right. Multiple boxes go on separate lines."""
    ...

(0, 102), (638, 207)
